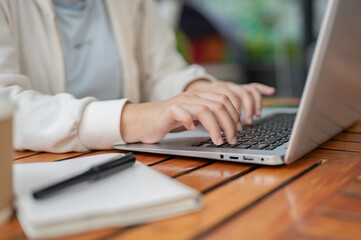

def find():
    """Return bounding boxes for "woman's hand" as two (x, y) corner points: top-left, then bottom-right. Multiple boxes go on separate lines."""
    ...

(120, 90), (243, 146)
(120, 81), (275, 146)
(185, 80), (275, 125)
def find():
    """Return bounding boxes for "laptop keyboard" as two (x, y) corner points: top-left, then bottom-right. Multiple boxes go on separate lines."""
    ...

(191, 113), (296, 151)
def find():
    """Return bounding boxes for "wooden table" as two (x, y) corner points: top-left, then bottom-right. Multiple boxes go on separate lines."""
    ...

(2, 99), (361, 240)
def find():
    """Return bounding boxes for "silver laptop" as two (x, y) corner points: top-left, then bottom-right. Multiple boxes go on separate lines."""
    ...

(115, 0), (361, 165)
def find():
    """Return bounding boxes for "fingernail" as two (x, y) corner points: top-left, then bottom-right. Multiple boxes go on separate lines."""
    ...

(231, 136), (237, 145)
(237, 122), (242, 130)
(217, 137), (224, 145)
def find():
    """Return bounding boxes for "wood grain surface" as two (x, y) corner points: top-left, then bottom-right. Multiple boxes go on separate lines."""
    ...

(2, 107), (360, 240)
(202, 150), (361, 240)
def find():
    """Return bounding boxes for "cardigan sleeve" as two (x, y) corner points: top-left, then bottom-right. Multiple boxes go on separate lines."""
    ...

(0, 5), (128, 152)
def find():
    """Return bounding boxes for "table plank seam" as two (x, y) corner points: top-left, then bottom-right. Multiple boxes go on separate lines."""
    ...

(201, 165), (259, 194)
(317, 147), (361, 154)
(147, 156), (175, 166)
(193, 160), (324, 240)
(96, 164), (257, 240)
(172, 161), (215, 179)
(53, 151), (96, 161)
(13, 152), (42, 161)
(330, 139), (361, 143)
(345, 130), (361, 134)
(339, 132), (361, 135)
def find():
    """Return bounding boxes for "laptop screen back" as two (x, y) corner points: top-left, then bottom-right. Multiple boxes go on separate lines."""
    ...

(285, 0), (361, 163)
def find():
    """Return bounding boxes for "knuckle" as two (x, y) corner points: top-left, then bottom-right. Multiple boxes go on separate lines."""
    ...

(214, 102), (225, 112)
(250, 87), (259, 94)
(169, 104), (181, 115)
(197, 104), (209, 113)
(219, 94), (229, 104)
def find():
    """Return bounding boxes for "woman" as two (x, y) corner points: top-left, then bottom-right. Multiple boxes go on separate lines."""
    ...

(0, 0), (275, 153)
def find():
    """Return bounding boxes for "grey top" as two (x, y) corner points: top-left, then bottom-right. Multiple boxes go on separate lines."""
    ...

(53, 0), (123, 100)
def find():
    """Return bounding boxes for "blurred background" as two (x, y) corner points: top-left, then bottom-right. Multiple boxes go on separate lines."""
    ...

(155, 0), (328, 97)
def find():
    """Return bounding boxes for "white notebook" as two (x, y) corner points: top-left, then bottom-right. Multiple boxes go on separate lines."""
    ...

(13, 153), (202, 239)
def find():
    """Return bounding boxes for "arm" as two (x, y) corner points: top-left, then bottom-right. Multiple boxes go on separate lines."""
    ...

(0, 6), (127, 153)
(119, 1), (275, 145)
(134, 1), (274, 124)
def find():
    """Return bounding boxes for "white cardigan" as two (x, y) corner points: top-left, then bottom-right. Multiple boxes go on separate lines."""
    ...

(0, 0), (216, 152)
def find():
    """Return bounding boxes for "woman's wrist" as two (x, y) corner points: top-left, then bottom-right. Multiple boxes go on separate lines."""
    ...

(120, 103), (143, 143)
(184, 78), (212, 92)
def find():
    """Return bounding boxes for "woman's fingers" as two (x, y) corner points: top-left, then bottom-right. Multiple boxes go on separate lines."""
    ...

(244, 85), (262, 117)
(183, 99), (237, 144)
(234, 87), (254, 125)
(169, 104), (195, 131)
(251, 83), (275, 95)
(180, 103), (224, 145)
(221, 83), (275, 122)
(196, 91), (242, 130)
(131, 83), (274, 145)
(171, 92), (238, 145)
(184, 81), (275, 125)
(214, 87), (242, 116)
(181, 92), (238, 144)
(244, 83), (275, 118)
(165, 82), (276, 145)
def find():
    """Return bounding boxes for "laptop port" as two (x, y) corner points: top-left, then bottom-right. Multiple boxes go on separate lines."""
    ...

(243, 156), (254, 161)
(229, 156), (239, 160)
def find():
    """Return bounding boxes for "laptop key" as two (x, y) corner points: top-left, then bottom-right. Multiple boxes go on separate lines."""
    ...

(249, 143), (269, 150)
(243, 135), (255, 139)
(190, 113), (296, 151)
(253, 136), (266, 141)
(237, 138), (248, 143)
(236, 132), (246, 137)
(234, 144), (252, 149)
(260, 139), (276, 145)
(265, 145), (277, 150)
(273, 141), (284, 147)
(244, 141), (258, 145)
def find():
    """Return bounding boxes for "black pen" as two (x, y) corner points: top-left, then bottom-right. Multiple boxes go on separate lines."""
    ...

(33, 153), (136, 200)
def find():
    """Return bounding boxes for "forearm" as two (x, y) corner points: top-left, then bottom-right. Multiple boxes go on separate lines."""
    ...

(120, 103), (142, 143)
